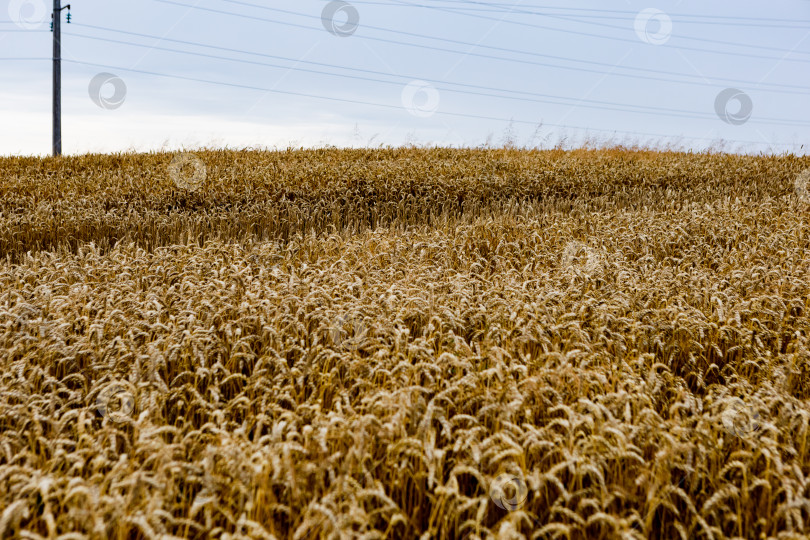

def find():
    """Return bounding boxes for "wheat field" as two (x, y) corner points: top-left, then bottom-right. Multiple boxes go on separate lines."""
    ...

(1, 147), (810, 539)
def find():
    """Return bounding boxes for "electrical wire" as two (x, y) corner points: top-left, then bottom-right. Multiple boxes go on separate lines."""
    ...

(348, 2), (810, 29)
(149, 2), (810, 95)
(213, 0), (810, 62)
(356, 0), (810, 28)
(67, 27), (809, 127)
(380, 0), (810, 24)
(59, 57), (799, 149)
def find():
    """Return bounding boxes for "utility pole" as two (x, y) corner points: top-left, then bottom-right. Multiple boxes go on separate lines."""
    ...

(51, 1), (70, 156)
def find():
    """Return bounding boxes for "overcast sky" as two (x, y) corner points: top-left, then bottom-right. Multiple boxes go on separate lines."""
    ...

(1, 0), (809, 156)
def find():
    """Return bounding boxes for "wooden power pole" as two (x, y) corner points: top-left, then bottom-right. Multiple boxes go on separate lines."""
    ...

(52, 1), (70, 156)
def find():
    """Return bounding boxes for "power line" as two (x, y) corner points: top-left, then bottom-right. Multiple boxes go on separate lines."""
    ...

(395, 0), (810, 57)
(59, 57), (799, 150)
(347, 3), (810, 29)
(84, 23), (810, 109)
(149, 2), (810, 95)
(212, 0), (810, 62)
(67, 26), (810, 127)
(73, 22), (809, 96)
(66, 31), (718, 122)
(384, 0), (810, 23)
(418, 0), (810, 56)
(363, 0), (810, 26)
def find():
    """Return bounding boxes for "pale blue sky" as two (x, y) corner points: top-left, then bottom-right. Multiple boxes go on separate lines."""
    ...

(1, 0), (809, 155)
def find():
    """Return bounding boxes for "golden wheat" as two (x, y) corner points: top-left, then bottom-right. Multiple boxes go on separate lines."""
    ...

(0, 148), (809, 539)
